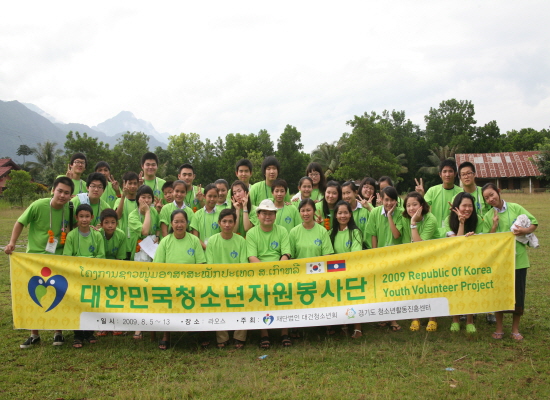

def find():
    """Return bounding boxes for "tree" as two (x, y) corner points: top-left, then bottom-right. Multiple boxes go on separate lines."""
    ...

(310, 139), (347, 177)
(26, 141), (63, 185)
(16, 144), (33, 164)
(501, 128), (550, 152)
(334, 112), (401, 182)
(276, 125), (310, 190)
(425, 99), (477, 149)
(167, 132), (204, 169)
(532, 138), (550, 180)
(470, 120), (502, 153)
(3, 170), (38, 206)
(417, 145), (458, 188)
(63, 131), (111, 179)
(111, 132), (150, 178)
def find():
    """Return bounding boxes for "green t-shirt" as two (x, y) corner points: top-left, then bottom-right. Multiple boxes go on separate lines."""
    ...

(101, 228), (127, 260)
(205, 233), (248, 264)
(400, 212), (440, 244)
(101, 181), (119, 208)
(128, 207), (160, 260)
(114, 197), (138, 239)
(424, 184), (463, 229)
(330, 228), (363, 254)
(153, 233), (206, 264)
(70, 195), (111, 226)
(352, 203), (370, 249)
(17, 198), (71, 255)
(215, 202), (230, 212)
(144, 177), (166, 200)
(63, 228), (105, 258)
(452, 186), (492, 218)
(159, 203), (194, 234)
(315, 201), (335, 231)
(235, 206), (258, 237)
(185, 185), (204, 209)
(442, 214), (484, 237)
(275, 204), (301, 233)
(249, 181), (290, 206)
(365, 205), (404, 248)
(482, 202), (537, 270)
(289, 223), (334, 259)
(246, 224), (291, 262)
(189, 207), (221, 243)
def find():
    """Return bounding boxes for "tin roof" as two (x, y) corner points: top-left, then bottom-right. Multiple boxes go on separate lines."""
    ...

(455, 152), (542, 178)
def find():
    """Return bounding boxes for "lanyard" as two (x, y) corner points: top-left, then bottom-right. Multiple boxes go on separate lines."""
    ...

(496, 203), (511, 233)
(49, 199), (66, 236)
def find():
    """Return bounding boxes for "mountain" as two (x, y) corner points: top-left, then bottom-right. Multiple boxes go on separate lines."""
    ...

(22, 102), (64, 124)
(94, 111), (159, 136)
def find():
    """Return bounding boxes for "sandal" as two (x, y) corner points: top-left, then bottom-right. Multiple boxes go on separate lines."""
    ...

(133, 332), (143, 340)
(281, 334), (292, 347)
(351, 329), (362, 339)
(86, 335), (98, 344)
(73, 339), (83, 349)
(410, 320), (420, 331)
(217, 340), (230, 349)
(290, 329), (301, 339)
(234, 339), (245, 349)
(326, 327), (336, 336)
(390, 324), (402, 332)
(259, 336), (271, 349)
(511, 332), (524, 341)
(200, 338), (211, 349)
(378, 322), (389, 328)
(426, 321), (437, 332)
(450, 322), (460, 332)
(96, 331), (108, 337)
(112, 331), (125, 336)
(158, 340), (170, 350)
(466, 324), (476, 334)
(492, 332), (504, 340)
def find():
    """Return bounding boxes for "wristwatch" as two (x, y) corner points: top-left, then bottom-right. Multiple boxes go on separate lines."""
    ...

(410, 224), (417, 229)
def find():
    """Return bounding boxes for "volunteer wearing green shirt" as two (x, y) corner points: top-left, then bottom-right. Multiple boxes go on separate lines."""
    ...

(65, 153), (88, 195)
(341, 181), (370, 248)
(454, 161), (491, 217)
(247, 199), (291, 348)
(290, 199), (334, 259)
(215, 179), (231, 211)
(315, 181), (342, 232)
(178, 163), (204, 210)
(190, 184), (221, 249)
(114, 172), (139, 259)
(95, 161), (121, 208)
(415, 160), (462, 234)
(329, 200), (364, 338)
(482, 183), (538, 342)
(140, 152), (166, 200)
(205, 208), (248, 349)
(271, 179), (301, 233)
(128, 185), (160, 261)
(230, 180), (258, 237)
(249, 156), (290, 206)
(365, 186), (404, 249)
(70, 172), (111, 227)
(5, 176), (74, 349)
(291, 176), (314, 209)
(358, 177), (378, 211)
(154, 209), (206, 350)
(99, 209), (127, 260)
(159, 180), (194, 238)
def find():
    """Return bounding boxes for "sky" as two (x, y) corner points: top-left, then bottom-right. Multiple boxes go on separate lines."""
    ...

(1, 1), (549, 151)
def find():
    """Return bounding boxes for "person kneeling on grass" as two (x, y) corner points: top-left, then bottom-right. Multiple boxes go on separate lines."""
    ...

(63, 204), (105, 348)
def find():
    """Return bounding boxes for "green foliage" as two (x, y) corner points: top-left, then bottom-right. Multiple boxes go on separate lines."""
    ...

(501, 128), (550, 152)
(276, 125), (310, 190)
(3, 170), (38, 205)
(63, 131), (111, 180)
(167, 132), (204, 169)
(110, 132), (150, 179)
(26, 140), (63, 185)
(334, 112), (401, 182)
(425, 99), (477, 150)
(532, 138), (550, 180)
(311, 138), (347, 177)
(16, 144), (33, 164)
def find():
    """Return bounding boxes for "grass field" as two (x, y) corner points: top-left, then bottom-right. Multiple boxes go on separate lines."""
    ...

(0, 194), (549, 400)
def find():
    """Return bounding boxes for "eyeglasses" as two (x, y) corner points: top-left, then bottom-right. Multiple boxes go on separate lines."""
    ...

(460, 172), (474, 177)
(89, 185), (104, 190)
(308, 173), (320, 177)
(72, 160), (86, 165)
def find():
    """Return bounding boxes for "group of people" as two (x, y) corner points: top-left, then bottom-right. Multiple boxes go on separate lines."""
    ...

(4, 151), (539, 350)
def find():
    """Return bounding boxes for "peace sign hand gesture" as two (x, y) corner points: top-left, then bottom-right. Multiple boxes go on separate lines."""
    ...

(195, 184), (204, 202)
(315, 211), (323, 225)
(231, 195), (241, 210)
(138, 171), (144, 186)
(376, 193), (382, 206)
(109, 175), (120, 192)
(415, 178), (424, 196)
(66, 163), (74, 180)
(451, 206), (466, 225)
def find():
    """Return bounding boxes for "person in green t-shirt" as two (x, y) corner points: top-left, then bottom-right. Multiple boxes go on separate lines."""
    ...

(291, 176), (314, 208)
(358, 177), (378, 211)
(5, 176), (74, 349)
(401, 191), (439, 333)
(289, 199), (334, 259)
(292, 162), (326, 203)
(481, 183), (538, 342)
(128, 185), (160, 261)
(63, 204), (105, 348)
(95, 161), (121, 208)
(140, 152), (166, 203)
(215, 179), (230, 211)
(190, 184), (221, 249)
(272, 179), (301, 233)
(379, 176), (404, 208)
(159, 180), (194, 238)
(70, 172), (111, 227)
(314, 181), (342, 231)
(153, 209), (206, 350)
(235, 159), (253, 188)
(249, 156), (290, 206)
(161, 180), (175, 205)
(99, 209), (127, 261)
(230, 180), (258, 237)
(247, 199), (291, 348)
(415, 159), (462, 235)
(341, 181), (370, 249)
(206, 208), (248, 349)
(178, 163), (204, 211)
(114, 171), (139, 259)
(329, 200), (364, 338)
(59, 152), (87, 195)
(455, 161), (491, 218)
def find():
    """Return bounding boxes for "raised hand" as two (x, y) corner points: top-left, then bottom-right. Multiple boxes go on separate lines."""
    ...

(138, 171), (144, 186)
(195, 184), (204, 202)
(414, 178), (424, 196)
(376, 193), (382, 206)
(451, 206), (466, 225)
(492, 208), (499, 227)
(411, 207), (423, 224)
(66, 163), (74, 180)
(138, 197), (149, 214)
(315, 211), (323, 225)
(231, 195), (241, 210)
(154, 196), (163, 213)
(109, 175), (120, 192)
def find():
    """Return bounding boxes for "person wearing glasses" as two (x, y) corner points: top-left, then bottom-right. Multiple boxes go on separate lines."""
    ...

(291, 162), (326, 203)
(70, 173), (111, 227)
(57, 153), (88, 195)
(454, 162), (491, 218)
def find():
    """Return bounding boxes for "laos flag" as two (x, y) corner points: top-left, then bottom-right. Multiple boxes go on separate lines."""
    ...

(327, 260), (346, 272)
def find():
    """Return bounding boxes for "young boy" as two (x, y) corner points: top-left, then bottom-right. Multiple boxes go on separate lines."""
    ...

(95, 161), (121, 208)
(60, 153), (87, 195)
(206, 209), (248, 349)
(271, 179), (300, 233)
(455, 161), (491, 217)
(100, 209), (127, 260)
(5, 176), (74, 348)
(178, 163), (204, 210)
(128, 185), (160, 261)
(141, 152), (166, 200)
(64, 204), (105, 348)
(159, 180), (194, 238)
(235, 159), (253, 188)
(249, 156), (290, 206)
(70, 172), (111, 227)
(190, 184), (221, 249)
(162, 181), (175, 204)
(115, 172), (139, 259)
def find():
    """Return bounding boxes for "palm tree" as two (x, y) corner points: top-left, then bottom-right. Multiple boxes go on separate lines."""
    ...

(26, 141), (63, 183)
(417, 145), (458, 176)
(311, 140), (346, 176)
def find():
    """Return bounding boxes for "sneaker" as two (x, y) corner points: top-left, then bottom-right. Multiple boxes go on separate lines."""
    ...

(53, 334), (65, 346)
(486, 313), (496, 324)
(20, 336), (40, 349)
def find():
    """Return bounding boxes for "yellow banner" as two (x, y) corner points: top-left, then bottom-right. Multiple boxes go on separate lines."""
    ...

(10, 233), (516, 331)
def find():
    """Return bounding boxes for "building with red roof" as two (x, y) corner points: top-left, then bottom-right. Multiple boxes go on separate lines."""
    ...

(0, 158), (21, 193)
(455, 152), (545, 193)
